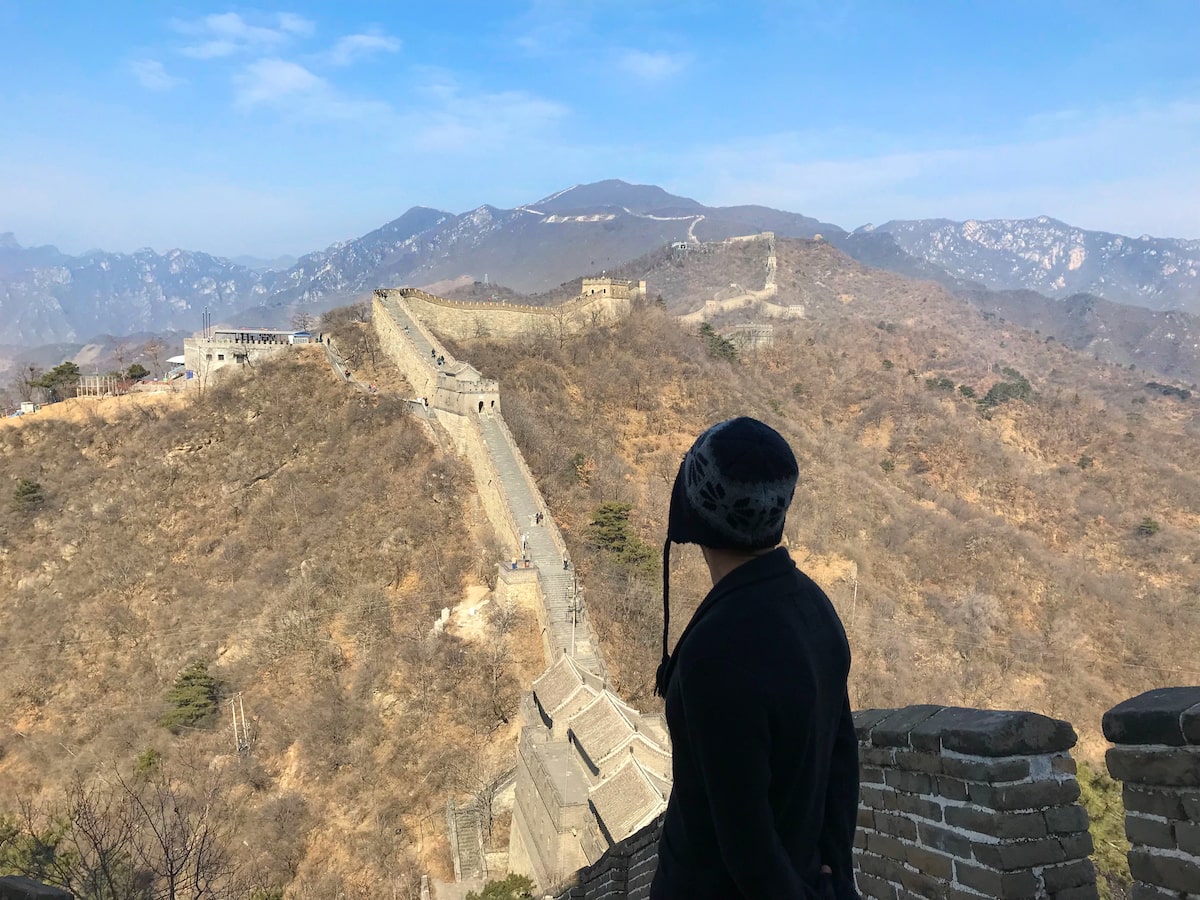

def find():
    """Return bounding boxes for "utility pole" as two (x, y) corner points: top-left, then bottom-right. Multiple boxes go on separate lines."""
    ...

(229, 692), (250, 754)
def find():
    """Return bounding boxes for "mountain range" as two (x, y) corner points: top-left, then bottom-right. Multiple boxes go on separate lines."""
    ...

(2, 181), (1199, 358)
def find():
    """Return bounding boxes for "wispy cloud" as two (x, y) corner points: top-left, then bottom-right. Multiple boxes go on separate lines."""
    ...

(618, 49), (688, 81)
(129, 59), (182, 91)
(233, 58), (391, 120)
(234, 58), (324, 106)
(173, 11), (314, 60)
(407, 79), (568, 152)
(326, 30), (401, 67)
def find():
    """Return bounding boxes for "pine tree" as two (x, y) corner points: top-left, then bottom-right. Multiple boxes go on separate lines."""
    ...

(159, 661), (221, 731)
(13, 478), (45, 511)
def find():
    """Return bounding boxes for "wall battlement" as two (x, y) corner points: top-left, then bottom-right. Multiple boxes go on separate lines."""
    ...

(375, 282), (636, 343)
(552, 689), (1200, 900)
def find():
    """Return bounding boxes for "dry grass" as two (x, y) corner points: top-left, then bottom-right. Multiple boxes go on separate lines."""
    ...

(0, 346), (541, 896)
(456, 242), (1200, 753)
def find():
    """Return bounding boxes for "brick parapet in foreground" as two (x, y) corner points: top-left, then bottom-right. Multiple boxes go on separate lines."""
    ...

(1103, 687), (1200, 898)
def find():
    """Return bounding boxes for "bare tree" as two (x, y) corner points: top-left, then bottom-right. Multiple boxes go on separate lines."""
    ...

(291, 311), (316, 332)
(117, 762), (236, 900)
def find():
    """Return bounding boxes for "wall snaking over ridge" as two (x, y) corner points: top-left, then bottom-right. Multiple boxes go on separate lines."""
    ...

(384, 285), (634, 342)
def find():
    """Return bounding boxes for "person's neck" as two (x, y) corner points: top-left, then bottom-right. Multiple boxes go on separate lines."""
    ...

(701, 544), (777, 587)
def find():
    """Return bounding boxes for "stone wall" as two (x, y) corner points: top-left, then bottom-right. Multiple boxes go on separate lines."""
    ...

(385, 287), (631, 343)
(1102, 687), (1200, 898)
(513, 726), (592, 887)
(853, 705), (1095, 900)
(0, 877), (72, 899)
(435, 410), (522, 553)
(554, 817), (662, 900)
(372, 293), (438, 399)
(553, 702), (1105, 900)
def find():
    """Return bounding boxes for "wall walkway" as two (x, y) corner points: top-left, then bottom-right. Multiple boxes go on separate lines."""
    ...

(372, 289), (613, 885)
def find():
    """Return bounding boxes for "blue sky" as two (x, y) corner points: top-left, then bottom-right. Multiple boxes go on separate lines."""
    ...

(2, 1), (1198, 257)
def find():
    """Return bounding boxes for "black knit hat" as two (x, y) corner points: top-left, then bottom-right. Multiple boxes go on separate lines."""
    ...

(654, 417), (798, 696)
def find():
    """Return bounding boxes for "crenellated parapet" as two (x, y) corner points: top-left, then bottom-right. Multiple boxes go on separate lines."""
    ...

(1102, 687), (1200, 899)
(376, 283), (635, 343)
(550, 694), (1200, 900)
(852, 705), (1095, 900)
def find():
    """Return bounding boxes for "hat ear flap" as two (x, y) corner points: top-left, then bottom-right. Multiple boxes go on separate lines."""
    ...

(654, 538), (671, 698)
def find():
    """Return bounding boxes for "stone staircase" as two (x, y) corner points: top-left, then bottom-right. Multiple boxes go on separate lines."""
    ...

(477, 414), (604, 675)
(448, 800), (486, 882)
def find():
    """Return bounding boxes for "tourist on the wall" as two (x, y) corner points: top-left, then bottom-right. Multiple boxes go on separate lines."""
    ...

(651, 417), (860, 900)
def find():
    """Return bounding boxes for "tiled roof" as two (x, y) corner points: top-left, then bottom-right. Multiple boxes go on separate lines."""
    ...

(569, 690), (672, 772)
(589, 757), (668, 844)
(568, 691), (639, 765)
(532, 655), (601, 720)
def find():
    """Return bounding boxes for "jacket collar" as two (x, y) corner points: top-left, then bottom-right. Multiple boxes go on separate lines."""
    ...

(658, 547), (793, 694)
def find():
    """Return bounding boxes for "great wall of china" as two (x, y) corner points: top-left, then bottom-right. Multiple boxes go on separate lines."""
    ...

(371, 281), (674, 893)
(366, 279), (1200, 900)
(3, 254), (1196, 900)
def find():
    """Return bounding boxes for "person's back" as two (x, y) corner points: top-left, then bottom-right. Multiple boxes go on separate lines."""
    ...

(649, 418), (859, 900)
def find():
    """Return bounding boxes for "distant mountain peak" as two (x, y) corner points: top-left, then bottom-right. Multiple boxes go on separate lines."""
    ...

(530, 179), (704, 215)
(0, 232), (20, 249)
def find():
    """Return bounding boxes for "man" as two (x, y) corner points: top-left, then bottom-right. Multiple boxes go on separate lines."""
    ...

(650, 417), (859, 900)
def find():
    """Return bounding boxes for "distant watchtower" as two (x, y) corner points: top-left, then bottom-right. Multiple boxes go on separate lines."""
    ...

(580, 277), (646, 301)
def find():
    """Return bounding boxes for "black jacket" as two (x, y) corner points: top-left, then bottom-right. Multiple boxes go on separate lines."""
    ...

(650, 548), (859, 900)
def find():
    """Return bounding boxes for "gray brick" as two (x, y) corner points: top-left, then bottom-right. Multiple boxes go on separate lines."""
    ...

(1107, 746), (1200, 787)
(900, 866), (948, 898)
(917, 821), (972, 858)
(874, 811), (919, 840)
(895, 750), (945, 774)
(1053, 756), (1078, 775)
(1041, 859), (1097, 891)
(1050, 885), (1100, 900)
(954, 861), (1040, 899)
(0, 878), (74, 900)
(1176, 819), (1200, 856)
(915, 706), (1077, 757)
(1183, 700), (1200, 745)
(856, 708), (898, 742)
(862, 767), (887, 786)
(1044, 804), (1091, 834)
(1129, 883), (1178, 900)
(867, 831), (907, 860)
(944, 805), (1048, 839)
(1102, 688), (1200, 746)
(886, 791), (944, 821)
(854, 830), (869, 850)
(1125, 814), (1176, 850)
(971, 836), (1068, 870)
(1123, 785), (1186, 819)
(873, 705), (946, 748)
(1060, 830), (1094, 859)
(1128, 847), (1200, 893)
(936, 776), (970, 802)
(1183, 789), (1200, 821)
(858, 806), (876, 829)
(855, 870), (898, 900)
(859, 850), (907, 881)
(942, 756), (1032, 782)
(863, 746), (899, 767)
(861, 785), (889, 809)
(904, 845), (954, 880)
(967, 778), (1081, 811)
(885, 770), (934, 794)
